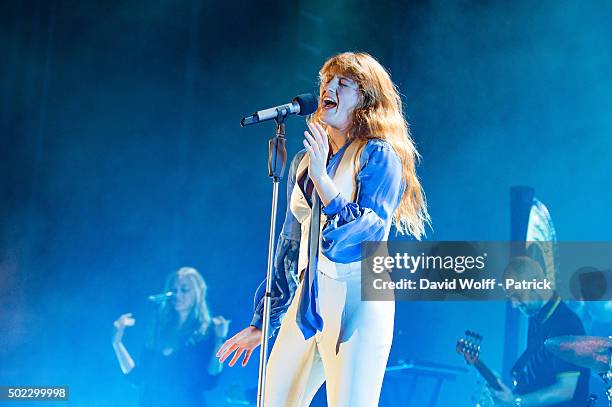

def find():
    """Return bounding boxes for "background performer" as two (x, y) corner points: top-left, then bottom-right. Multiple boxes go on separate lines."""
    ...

(113, 267), (229, 407)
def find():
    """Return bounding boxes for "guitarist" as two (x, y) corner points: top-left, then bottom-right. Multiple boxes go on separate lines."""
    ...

(490, 256), (590, 407)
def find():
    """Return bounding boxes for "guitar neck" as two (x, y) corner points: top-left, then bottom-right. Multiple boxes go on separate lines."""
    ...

(473, 359), (502, 391)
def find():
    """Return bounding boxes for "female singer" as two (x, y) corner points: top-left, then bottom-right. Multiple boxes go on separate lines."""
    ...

(113, 267), (229, 407)
(217, 52), (429, 406)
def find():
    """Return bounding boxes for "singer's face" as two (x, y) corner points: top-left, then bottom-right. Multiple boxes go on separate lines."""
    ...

(319, 74), (360, 131)
(173, 277), (195, 312)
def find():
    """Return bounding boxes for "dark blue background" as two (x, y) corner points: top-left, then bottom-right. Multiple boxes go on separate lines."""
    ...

(1, 1), (611, 405)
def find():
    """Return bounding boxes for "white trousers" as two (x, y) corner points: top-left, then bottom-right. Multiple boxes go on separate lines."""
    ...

(264, 271), (395, 407)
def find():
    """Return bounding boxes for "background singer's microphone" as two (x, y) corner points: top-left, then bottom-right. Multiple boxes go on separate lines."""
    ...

(147, 291), (174, 302)
(240, 93), (318, 127)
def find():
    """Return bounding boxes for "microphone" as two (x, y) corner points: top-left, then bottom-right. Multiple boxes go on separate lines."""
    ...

(240, 93), (318, 127)
(147, 291), (175, 303)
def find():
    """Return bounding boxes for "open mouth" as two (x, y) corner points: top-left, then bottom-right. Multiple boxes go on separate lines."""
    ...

(322, 96), (338, 110)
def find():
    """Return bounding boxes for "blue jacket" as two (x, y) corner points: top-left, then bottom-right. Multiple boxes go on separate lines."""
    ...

(251, 139), (405, 334)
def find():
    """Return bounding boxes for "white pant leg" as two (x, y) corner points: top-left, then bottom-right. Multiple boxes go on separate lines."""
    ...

(317, 271), (395, 407)
(265, 271), (394, 407)
(264, 279), (326, 407)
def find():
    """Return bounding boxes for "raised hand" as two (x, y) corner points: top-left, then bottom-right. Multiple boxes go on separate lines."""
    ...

(303, 120), (329, 181)
(113, 313), (135, 343)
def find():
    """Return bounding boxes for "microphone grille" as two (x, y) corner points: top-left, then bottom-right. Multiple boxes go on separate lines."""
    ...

(293, 93), (318, 116)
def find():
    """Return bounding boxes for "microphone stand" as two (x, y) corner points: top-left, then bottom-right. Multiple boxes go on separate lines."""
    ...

(256, 108), (288, 407)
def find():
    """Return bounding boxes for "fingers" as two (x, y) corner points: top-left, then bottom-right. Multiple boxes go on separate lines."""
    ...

(303, 131), (320, 157)
(218, 342), (239, 364)
(215, 343), (225, 358)
(303, 135), (318, 164)
(115, 313), (135, 328)
(307, 121), (321, 143)
(242, 349), (254, 367)
(216, 335), (236, 358)
(216, 335), (234, 357)
(116, 313), (132, 322)
(317, 123), (329, 152)
(217, 345), (234, 363)
(309, 121), (329, 151)
(216, 327), (261, 368)
(303, 138), (314, 157)
(307, 121), (324, 151)
(228, 348), (245, 367)
(217, 328), (246, 358)
(314, 121), (328, 146)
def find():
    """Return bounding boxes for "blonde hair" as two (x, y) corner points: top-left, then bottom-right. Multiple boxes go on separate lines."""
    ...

(313, 52), (430, 239)
(154, 267), (211, 349)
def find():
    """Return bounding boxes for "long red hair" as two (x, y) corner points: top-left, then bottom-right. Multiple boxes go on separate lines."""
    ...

(313, 52), (430, 239)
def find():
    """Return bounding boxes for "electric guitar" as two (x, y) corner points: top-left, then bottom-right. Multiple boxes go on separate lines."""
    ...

(456, 330), (503, 392)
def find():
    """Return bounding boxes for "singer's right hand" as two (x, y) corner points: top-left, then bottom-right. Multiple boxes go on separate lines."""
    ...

(113, 313), (135, 343)
(216, 326), (261, 367)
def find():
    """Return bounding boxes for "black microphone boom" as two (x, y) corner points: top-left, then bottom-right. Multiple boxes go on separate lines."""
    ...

(240, 93), (318, 127)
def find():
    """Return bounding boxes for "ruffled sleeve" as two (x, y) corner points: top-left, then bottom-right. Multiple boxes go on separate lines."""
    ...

(321, 141), (404, 263)
(250, 235), (299, 333)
